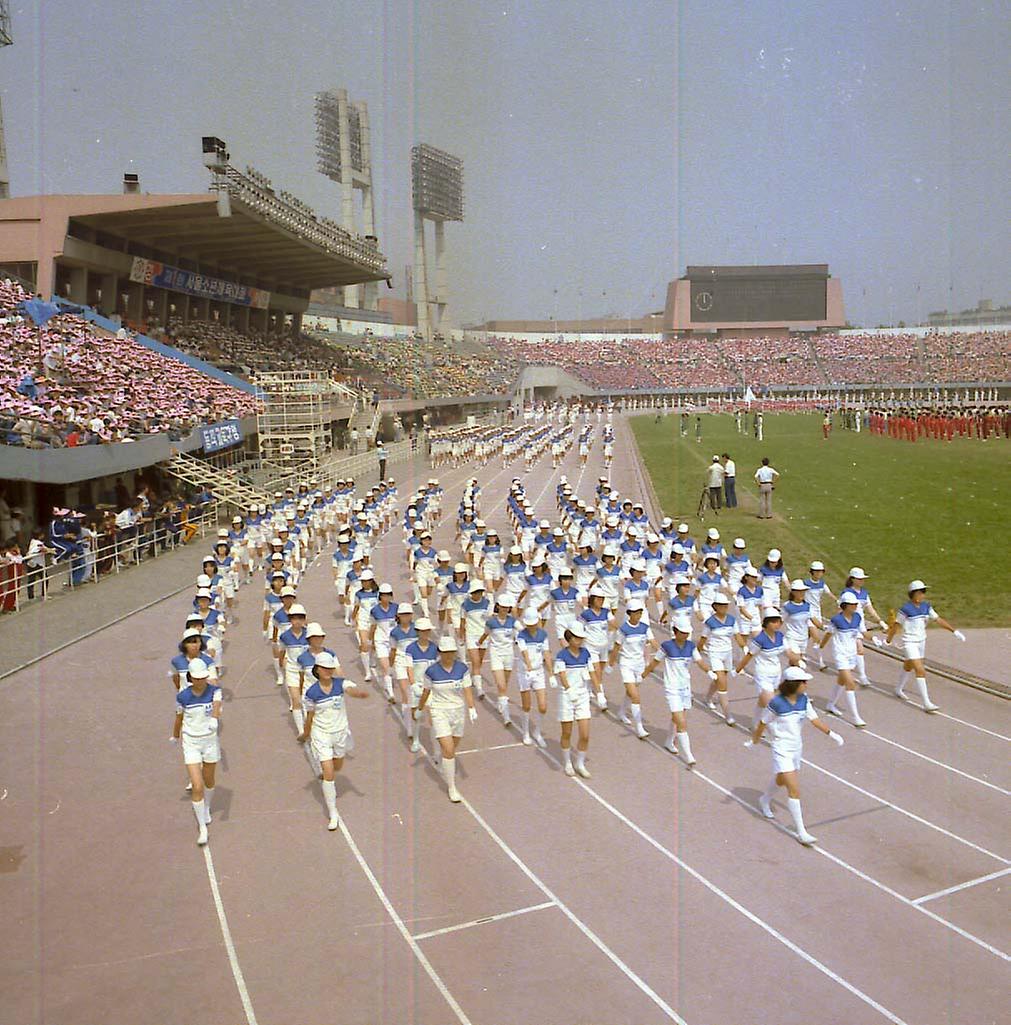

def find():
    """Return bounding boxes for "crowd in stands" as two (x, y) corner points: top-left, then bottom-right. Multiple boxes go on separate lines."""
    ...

(0, 279), (258, 448)
(486, 330), (1010, 392)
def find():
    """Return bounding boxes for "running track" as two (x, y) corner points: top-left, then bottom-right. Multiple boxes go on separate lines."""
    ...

(2, 419), (1008, 1025)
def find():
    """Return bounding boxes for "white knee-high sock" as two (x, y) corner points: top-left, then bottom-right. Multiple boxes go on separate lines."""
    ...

(400, 703), (411, 732)
(562, 747), (573, 769)
(787, 797), (807, 834)
(844, 689), (862, 720)
(203, 788), (214, 823)
(915, 677), (933, 705)
(829, 684), (843, 706)
(531, 709), (542, 735)
(573, 749), (587, 770)
(519, 710), (530, 737)
(763, 776), (778, 802)
(192, 800), (206, 827)
(630, 703), (643, 726)
(856, 654), (869, 682)
(321, 779), (338, 818)
(360, 652), (370, 676)
(292, 707), (304, 732)
(440, 756), (457, 790)
(896, 670), (912, 695)
(676, 733), (695, 763)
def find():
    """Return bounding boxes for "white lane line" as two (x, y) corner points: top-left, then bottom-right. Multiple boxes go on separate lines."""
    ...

(861, 681), (1011, 742)
(823, 714), (1011, 796)
(413, 900), (557, 941)
(203, 846), (259, 1025)
(457, 741), (526, 755)
(911, 867), (1011, 906)
(335, 814), (472, 1025)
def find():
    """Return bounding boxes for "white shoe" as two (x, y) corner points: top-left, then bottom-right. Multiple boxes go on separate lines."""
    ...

(663, 737), (677, 754)
(575, 764), (592, 779)
(923, 702), (940, 713)
(894, 688), (909, 701)
(635, 724), (650, 740)
(706, 699), (717, 712)
(825, 703), (841, 717)
(725, 713), (736, 727)
(795, 829), (818, 846)
(196, 825), (208, 846)
(447, 786), (462, 803)
(859, 678), (871, 689)
(522, 733), (533, 746)
(327, 815), (340, 831)
(853, 717), (867, 728)
(564, 763), (576, 777)
(410, 737), (421, 753)
(185, 781), (193, 792)
(532, 732), (547, 749)
(619, 711), (632, 725)
(275, 676), (283, 687)
(595, 692), (607, 710)
(204, 808), (212, 825)
(758, 794), (774, 819)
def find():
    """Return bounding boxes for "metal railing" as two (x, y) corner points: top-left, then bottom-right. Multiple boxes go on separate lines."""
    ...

(0, 501), (224, 616)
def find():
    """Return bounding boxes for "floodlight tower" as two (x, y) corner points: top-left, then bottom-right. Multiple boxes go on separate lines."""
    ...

(315, 88), (377, 310)
(0, 0), (13, 199)
(411, 144), (464, 341)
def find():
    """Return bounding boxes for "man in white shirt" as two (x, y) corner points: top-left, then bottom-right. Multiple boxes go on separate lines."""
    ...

(705, 456), (724, 512)
(754, 458), (779, 519)
(721, 453), (737, 508)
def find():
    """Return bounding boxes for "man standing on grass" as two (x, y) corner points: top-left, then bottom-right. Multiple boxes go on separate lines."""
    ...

(754, 457), (779, 519)
(721, 453), (737, 507)
(706, 456), (724, 511)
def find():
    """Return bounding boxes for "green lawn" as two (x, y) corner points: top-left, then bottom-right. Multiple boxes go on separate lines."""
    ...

(630, 413), (1011, 626)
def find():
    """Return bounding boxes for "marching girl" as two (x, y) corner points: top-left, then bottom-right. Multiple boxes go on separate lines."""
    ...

(171, 629), (218, 691)
(695, 553), (725, 623)
(350, 569), (380, 681)
(445, 562), (471, 641)
(545, 529), (569, 582)
(842, 567), (888, 687)
(804, 561), (836, 632)
(405, 618), (439, 753)
(595, 546), (623, 615)
(297, 623), (338, 732)
(661, 576), (695, 635)
(609, 600), (656, 739)
(781, 580), (823, 665)
(734, 566), (764, 639)
(759, 549), (787, 610)
(434, 550), (453, 617)
(411, 530), (439, 618)
(479, 594), (519, 726)
(644, 623), (705, 764)
(462, 580), (492, 699)
(818, 592), (867, 727)
(745, 667), (844, 846)
(519, 556), (554, 625)
(735, 608), (787, 722)
(501, 545), (529, 606)
(171, 659), (222, 846)
(549, 568), (581, 641)
(623, 560), (652, 620)
(276, 603), (310, 718)
(193, 589), (224, 667)
(297, 652), (370, 830)
(554, 623), (596, 778)
(390, 603), (418, 731)
(369, 583), (399, 701)
(697, 594), (739, 726)
(416, 636), (479, 802)
(579, 586), (613, 710)
(886, 579), (965, 712)
(331, 531), (357, 621)
(480, 529), (505, 596)
(573, 541), (599, 601)
(516, 608), (553, 747)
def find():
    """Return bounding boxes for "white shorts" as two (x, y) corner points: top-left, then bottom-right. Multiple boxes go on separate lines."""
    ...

(619, 660), (645, 685)
(772, 747), (802, 775)
(586, 640), (610, 664)
(518, 670), (546, 692)
(355, 610), (372, 631)
(430, 705), (465, 739)
(664, 680), (692, 714)
(784, 638), (807, 656)
(182, 733), (220, 765)
(753, 671), (780, 694)
(394, 660), (410, 681)
(311, 728), (349, 762)
(903, 640), (926, 661)
(707, 651), (734, 673)
(284, 663), (303, 690)
(489, 649), (514, 672)
(557, 684), (591, 722)
(374, 640), (392, 661)
(834, 652), (858, 672)
(465, 630), (486, 651)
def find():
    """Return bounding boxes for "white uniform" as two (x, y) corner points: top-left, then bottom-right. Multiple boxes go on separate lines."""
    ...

(424, 660), (472, 738)
(516, 627), (550, 691)
(895, 600), (939, 661)
(176, 684), (222, 765)
(762, 692), (820, 774)
(278, 626), (309, 689)
(485, 614), (517, 671)
(304, 678), (353, 761)
(656, 638), (703, 712)
(614, 619), (654, 684)
(747, 631), (786, 692)
(701, 613), (737, 672)
(823, 611), (863, 671)
(554, 647), (596, 721)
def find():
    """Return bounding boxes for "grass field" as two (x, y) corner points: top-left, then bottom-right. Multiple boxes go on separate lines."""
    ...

(630, 412), (1010, 626)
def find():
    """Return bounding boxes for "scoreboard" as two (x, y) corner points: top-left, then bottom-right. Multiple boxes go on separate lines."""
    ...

(687, 265), (828, 323)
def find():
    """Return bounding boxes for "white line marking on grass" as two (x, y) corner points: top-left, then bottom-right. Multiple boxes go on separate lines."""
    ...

(203, 846), (259, 1025)
(413, 900), (557, 941)
(335, 814), (472, 1024)
(912, 867), (1011, 906)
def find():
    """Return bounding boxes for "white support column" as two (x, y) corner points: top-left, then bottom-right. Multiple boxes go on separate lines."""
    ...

(337, 90), (359, 309)
(433, 219), (447, 336)
(414, 212), (430, 341)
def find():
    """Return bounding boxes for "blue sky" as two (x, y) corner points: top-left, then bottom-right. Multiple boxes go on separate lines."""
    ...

(3, 0), (1007, 325)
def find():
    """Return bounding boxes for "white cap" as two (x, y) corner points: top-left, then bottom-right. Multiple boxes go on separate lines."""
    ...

(566, 623), (587, 639)
(602, 545), (619, 559)
(703, 551), (720, 562)
(558, 565), (573, 577)
(522, 609), (540, 626)
(661, 517), (673, 526)
(539, 519), (551, 528)
(288, 603), (307, 617)
(626, 600), (645, 613)
(712, 592), (730, 604)
(532, 555), (547, 568)
(187, 658), (210, 680)
(743, 564), (758, 577)
(849, 567), (867, 579)
(707, 528), (720, 539)
(606, 515), (619, 527)
(630, 559), (647, 573)
(646, 532), (660, 543)
(359, 569), (375, 580)
(469, 580), (485, 593)
(839, 590), (859, 605)
(280, 585), (297, 597)
(496, 595), (515, 608)
(733, 537), (746, 548)
(216, 528), (230, 538)
(908, 579), (928, 592)
(783, 665), (812, 682)
(509, 545), (523, 556)
(306, 622), (326, 638)
(475, 519), (486, 528)
(415, 617), (433, 631)
(712, 454), (720, 462)
(202, 554), (217, 564)
(396, 602), (413, 614)
(437, 550), (451, 561)
(195, 588), (212, 599)
(314, 651), (338, 671)
(181, 628), (203, 642)
(767, 548), (782, 561)
(378, 583), (394, 594)
(232, 516), (242, 524)
(196, 574), (212, 587)
(677, 522), (689, 532)
(627, 526), (640, 538)
(790, 579), (809, 591)
(763, 607), (782, 619)
(438, 635), (458, 652)
(810, 560), (825, 571)
(672, 543), (685, 555)
(552, 527), (564, 536)
(454, 562), (469, 573)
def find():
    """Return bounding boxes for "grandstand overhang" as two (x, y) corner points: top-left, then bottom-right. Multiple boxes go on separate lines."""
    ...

(0, 193), (390, 316)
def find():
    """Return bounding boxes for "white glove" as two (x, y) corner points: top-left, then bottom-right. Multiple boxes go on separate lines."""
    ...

(548, 674), (559, 689)
(829, 731), (844, 746)
(707, 670), (718, 682)
(743, 739), (754, 749)
(953, 630), (966, 642)
(468, 707), (478, 723)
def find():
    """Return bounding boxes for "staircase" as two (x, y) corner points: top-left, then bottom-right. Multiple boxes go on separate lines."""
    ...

(163, 450), (271, 512)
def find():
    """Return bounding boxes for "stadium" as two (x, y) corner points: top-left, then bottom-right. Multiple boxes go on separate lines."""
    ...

(0, 4), (1008, 1025)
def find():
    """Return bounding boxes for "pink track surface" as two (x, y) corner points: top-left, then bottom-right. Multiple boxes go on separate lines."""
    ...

(2, 422), (1009, 1025)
